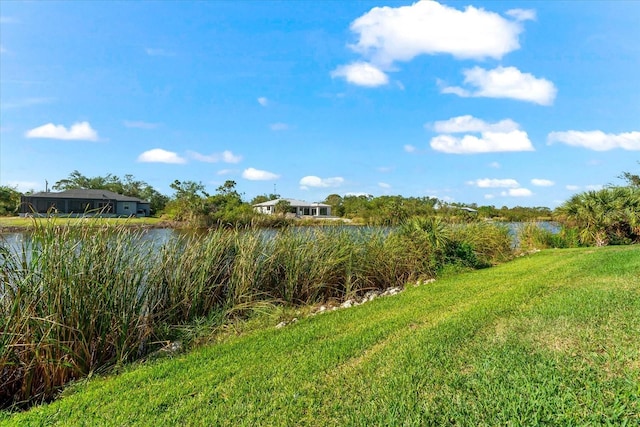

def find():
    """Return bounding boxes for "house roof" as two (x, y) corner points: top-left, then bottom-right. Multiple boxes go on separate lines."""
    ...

(25, 189), (149, 203)
(253, 198), (330, 208)
(458, 206), (478, 213)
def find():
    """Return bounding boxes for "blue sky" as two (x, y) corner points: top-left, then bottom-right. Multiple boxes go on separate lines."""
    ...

(1, 0), (639, 208)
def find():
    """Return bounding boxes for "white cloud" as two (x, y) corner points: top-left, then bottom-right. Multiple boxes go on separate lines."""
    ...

(439, 84), (469, 97)
(468, 178), (520, 188)
(404, 144), (417, 153)
(431, 115), (519, 133)
(7, 180), (41, 193)
(331, 62), (389, 87)
(270, 123), (289, 131)
(299, 176), (344, 190)
(489, 161), (501, 169)
(1, 97), (53, 110)
(484, 194), (495, 200)
(187, 150), (243, 164)
(437, 195), (455, 203)
(378, 182), (391, 189)
(242, 167), (280, 181)
(565, 184), (603, 192)
(123, 120), (160, 129)
(531, 178), (555, 187)
(257, 97), (269, 107)
(430, 130), (534, 154)
(348, 1), (528, 65)
(0, 16), (18, 24)
(441, 66), (557, 105)
(216, 169), (235, 176)
(137, 148), (186, 164)
(505, 9), (536, 22)
(145, 48), (175, 57)
(0, 44), (6, 54)
(221, 150), (242, 163)
(501, 188), (533, 197)
(25, 121), (99, 141)
(547, 130), (640, 151)
(377, 166), (394, 173)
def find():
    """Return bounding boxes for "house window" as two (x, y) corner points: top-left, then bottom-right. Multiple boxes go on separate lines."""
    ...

(97, 202), (112, 213)
(303, 208), (310, 215)
(266, 206), (271, 211)
(311, 208), (317, 216)
(319, 208), (328, 216)
(37, 200), (56, 213)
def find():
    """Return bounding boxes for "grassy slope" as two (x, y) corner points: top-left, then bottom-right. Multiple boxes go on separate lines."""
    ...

(3, 246), (639, 426)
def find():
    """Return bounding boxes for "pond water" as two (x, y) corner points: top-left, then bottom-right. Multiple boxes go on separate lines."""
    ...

(0, 222), (561, 253)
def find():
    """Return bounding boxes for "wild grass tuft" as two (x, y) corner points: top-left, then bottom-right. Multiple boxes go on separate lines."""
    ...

(517, 222), (580, 251)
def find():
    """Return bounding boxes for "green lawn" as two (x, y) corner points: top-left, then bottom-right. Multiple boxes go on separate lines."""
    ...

(0, 216), (166, 229)
(3, 246), (639, 426)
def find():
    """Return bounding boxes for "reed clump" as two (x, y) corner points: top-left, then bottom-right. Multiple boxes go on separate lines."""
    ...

(516, 222), (580, 251)
(1, 217), (514, 409)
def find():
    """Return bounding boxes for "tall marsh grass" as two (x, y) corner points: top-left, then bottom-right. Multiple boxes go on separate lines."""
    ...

(1, 217), (514, 408)
(516, 222), (580, 250)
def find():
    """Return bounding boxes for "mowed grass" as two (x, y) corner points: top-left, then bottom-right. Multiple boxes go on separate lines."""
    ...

(0, 216), (165, 229)
(3, 246), (639, 426)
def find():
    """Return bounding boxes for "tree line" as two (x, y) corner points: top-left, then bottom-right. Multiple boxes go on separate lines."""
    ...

(1, 166), (638, 242)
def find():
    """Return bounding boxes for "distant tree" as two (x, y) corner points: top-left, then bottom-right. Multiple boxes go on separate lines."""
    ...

(341, 194), (373, 220)
(251, 195), (270, 205)
(53, 170), (98, 190)
(274, 199), (292, 216)
(324, 194), (344, 216)
(165, 180), (209, 223)
(215, 180), (241, 198)
(476, 205), (498, 219)
(0, 186), (21, 216)
(139, 187), (169, 216)
(118, 174), (168, 215)
(251, 193), (280, 205)
(205, 180), (251, 225)
(619, 161), (640, 187)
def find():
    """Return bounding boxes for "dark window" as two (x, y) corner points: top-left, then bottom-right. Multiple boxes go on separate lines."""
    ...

(69, 200), (94, 212)
(319, 208), (328, 215)
(36, 200), (57, 213)
(97, 202), (112, 213)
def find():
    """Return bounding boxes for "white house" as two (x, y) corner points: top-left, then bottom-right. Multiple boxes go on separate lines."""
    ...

(253, 198), (332, 217)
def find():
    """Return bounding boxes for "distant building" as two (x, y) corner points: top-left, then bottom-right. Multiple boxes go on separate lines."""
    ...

(20, 189), (151, 217)
(253, 198), (332, 217)
(459, 206), (478, 213)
